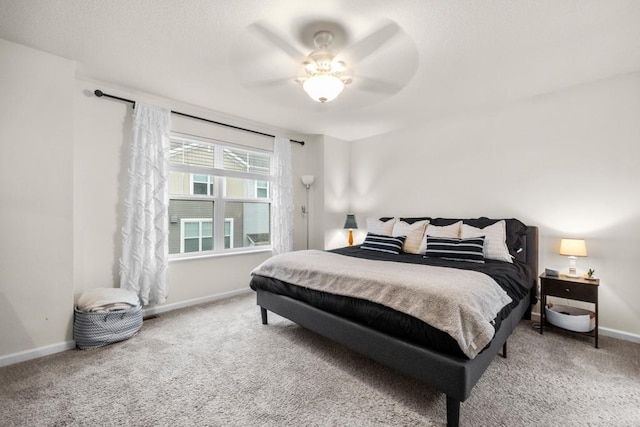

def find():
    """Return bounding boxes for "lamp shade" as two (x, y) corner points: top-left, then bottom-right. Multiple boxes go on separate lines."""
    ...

(559, 239), (587, 257)
(301, 175), (315, 186)
(343, 214), (358, 229)
(303, 74), (344, 103)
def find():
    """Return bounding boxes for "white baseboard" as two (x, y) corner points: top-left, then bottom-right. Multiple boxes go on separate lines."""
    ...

(529, 312), (640, 344)
(598, 327), (640, 344)
(0, 288), (252, 368)
(0, 340), (76, 368)
(141, 288), (252, 317)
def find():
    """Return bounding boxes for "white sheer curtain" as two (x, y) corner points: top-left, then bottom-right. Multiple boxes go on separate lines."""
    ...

(120, 103), (171, 305)
(271, 136), (294, 254)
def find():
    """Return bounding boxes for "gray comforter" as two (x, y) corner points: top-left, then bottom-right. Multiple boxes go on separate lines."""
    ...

(251, 250), (512, 359)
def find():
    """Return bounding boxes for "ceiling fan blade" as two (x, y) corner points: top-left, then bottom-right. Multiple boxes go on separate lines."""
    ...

(249, 22), (306, 63)
(244, 77), (296, 89)
(355, 76), (402, 94)
(339, 22), (400, 63)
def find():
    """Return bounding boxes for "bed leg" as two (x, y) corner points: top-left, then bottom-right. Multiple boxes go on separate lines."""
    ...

(446, 395), (460, 427)
(501, 341), (508, 358)
(260, 307), (268, 325)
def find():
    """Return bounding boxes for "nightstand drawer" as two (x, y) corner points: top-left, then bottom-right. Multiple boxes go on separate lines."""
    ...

(543, 279), (597, 302)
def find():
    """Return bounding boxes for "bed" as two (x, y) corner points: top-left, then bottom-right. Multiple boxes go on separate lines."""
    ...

(250, 217), (538, 427)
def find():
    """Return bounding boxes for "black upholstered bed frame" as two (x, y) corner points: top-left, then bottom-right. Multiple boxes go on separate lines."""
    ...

(256, 225), (538, 427)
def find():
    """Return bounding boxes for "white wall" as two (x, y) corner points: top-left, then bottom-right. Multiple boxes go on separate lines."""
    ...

(349, 71), (640, 337)
(1, 38), (312, 363)
(0, 39), (75, 357)
(322, 135), (351, 249)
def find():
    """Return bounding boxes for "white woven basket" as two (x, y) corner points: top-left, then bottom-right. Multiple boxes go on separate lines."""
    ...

(73, 305), (143, 350)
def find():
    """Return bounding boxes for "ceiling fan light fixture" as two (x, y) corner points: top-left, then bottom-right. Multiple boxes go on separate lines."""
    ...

(302, 74), (344, 103)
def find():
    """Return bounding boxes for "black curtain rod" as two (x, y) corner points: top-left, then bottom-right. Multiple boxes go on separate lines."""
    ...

(94, 89), (305, 146)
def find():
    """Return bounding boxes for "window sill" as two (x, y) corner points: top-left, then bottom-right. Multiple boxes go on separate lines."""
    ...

(169, 247), (273, 262)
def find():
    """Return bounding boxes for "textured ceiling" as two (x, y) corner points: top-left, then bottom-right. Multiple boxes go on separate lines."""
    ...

(1, 0), (639, 141)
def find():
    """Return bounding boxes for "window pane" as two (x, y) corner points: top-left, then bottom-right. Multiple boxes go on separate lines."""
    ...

(223, 177), (270, 199)
(184, 238), (199, 253)
(170, 139), (214, 168)
(223, 148), (270, 175)
(168, 200), (214, 254)
(248, 153), (271, 175)
(202, 222), (212, 237)
(169, 171), (190, 196)
(224, 201), (270, 248)
(184, 222), (199, 238)
(202, 237), (213, 251)
(169, 172), (215, 196)
(193, 182), (208, 195)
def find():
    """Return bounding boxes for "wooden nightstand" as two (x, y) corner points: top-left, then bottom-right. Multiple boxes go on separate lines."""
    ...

(539, 272), (600, 348)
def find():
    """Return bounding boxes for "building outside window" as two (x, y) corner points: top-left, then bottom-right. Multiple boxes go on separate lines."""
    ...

(180, 218), (213, 252)
(167, 135), (272, 257)
(256, 180), (269, 198)
(192, 174), (214, 196)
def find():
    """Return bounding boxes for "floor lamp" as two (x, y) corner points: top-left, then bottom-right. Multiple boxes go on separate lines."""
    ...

(301, 175), (315, 249)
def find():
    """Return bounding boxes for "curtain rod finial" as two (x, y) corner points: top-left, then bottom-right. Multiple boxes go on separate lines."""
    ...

(94, 89), (104, 97)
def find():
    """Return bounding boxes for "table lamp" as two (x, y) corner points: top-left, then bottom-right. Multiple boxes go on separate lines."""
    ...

(343, 214), (358, 246)
(559, 238), (587, 277)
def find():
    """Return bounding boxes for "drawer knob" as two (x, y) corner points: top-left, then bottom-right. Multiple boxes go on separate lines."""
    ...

(565, 288), (570, 292)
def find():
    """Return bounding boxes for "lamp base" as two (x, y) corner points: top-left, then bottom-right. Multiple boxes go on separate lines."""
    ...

(348, 229), (354, 246)
(566, 256), (579, 277)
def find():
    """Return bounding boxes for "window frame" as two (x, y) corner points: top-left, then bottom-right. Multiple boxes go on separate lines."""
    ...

(168, 133), (273, 260)
(179, 218), (213, 253)
(191, 174), (214, 196)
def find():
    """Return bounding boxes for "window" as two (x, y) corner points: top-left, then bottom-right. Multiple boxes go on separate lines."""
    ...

(180, 219), (213, 252)
(224, 218), (234, 249)
(256, 180), (269, 198)
(192, 174), (213, 196)
(168, 135), (272, 257)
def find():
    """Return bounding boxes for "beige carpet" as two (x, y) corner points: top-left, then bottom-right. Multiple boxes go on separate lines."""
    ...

(1, 293), (639, 426)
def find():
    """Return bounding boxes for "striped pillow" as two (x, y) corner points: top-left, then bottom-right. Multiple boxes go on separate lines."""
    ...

(424, 236), (486, 263)
(361, 233), (406, 255)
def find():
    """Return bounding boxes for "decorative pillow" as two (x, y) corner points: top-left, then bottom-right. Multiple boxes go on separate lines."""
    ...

(462, 217), (527, 256)
(424, 236), (486, 263)
(366, 217), (396, 236)
(361, 233), (406, 255)
(461, 220), (512, 263)
(417, 221), (462, 254)
(392, 219), (429, 254)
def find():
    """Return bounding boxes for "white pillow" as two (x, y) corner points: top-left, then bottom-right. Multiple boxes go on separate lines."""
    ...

(417, 221), (462, 254)
(461, 220), (512, 263)
(392, 220), (429, 254)
(366, 218), (396, 236)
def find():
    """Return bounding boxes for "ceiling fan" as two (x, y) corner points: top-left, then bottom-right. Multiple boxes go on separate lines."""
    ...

(233, 20), (418, 107)
(295, 30), (352, 103)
